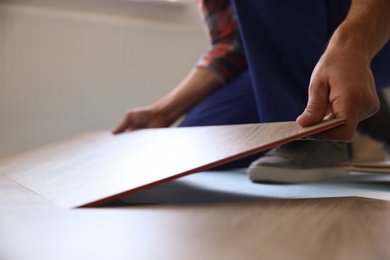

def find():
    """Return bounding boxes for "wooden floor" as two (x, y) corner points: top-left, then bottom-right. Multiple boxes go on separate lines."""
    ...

(1, 176), (390, 260)
(1, 129), (390, 260)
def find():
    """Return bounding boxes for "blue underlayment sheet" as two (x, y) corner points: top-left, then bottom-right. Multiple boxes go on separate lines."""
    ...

(119, 170), (390, 205)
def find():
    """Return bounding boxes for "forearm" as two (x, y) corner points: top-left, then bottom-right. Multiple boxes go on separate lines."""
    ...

(328, 0), (390, 61)
(152, 67), (221, 125)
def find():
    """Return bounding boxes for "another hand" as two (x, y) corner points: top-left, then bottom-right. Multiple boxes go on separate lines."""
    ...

(112, 106), (171, 134)
(112, 68), (222, 135)
(296, 46), (379, 142)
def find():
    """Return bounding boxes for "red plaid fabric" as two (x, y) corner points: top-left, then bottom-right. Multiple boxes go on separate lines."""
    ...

(196, 0), (247, 83)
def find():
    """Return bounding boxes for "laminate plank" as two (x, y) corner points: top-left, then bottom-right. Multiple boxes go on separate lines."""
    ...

(345, 167), (390, 173)
(343, 160), (390, 168)
(7, 119), (344, 208)
(342, 160), (390, 173)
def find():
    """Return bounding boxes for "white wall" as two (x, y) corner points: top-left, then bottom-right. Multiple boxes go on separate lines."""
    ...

(0, 0), (208, 158)
(1, 0), (390, 159)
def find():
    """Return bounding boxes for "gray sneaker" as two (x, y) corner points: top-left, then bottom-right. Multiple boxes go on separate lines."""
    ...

(247, 140), (349, 183)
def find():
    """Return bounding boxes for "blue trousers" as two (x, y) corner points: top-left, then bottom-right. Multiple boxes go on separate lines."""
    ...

(180, 71), (263, 169)
(231, 0), (390, 122)
(180, 0), (390, 168)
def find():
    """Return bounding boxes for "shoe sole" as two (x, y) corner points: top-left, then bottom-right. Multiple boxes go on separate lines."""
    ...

(248, 166), (349, 183)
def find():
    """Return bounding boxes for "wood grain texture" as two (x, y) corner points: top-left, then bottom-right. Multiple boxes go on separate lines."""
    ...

(7, 119), (345, 208)
(1, 197), (390, 260)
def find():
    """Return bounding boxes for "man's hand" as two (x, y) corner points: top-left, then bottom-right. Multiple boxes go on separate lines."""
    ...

(112, 68), (222, 135)
(296, 46), (379, 142)
(297, 0), (390, 142)
(112, 106), (169, 134)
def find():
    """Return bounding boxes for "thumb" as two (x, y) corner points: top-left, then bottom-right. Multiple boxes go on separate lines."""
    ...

(296, 83), (329, 127)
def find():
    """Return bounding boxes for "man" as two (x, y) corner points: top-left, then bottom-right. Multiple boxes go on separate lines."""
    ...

(113, 0), (390, 183)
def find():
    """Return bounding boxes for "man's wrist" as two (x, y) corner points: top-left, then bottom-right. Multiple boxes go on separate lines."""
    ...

(152, 101), (182, 127)
(330, 0), (390, 61)
(329, 23), (373, 63)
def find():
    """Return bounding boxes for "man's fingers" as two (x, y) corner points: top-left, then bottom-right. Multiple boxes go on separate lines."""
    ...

(112, 114), (133, 134)
(308, 120), (356, 142)
(296, 81), (329, 127)
(112, 122), (128, 135)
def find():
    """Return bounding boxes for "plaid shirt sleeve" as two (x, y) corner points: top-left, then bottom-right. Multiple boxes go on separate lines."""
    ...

(196, 0), (247, 84)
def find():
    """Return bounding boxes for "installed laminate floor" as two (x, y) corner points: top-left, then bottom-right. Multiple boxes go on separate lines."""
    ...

(1, 170), (390, 260)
